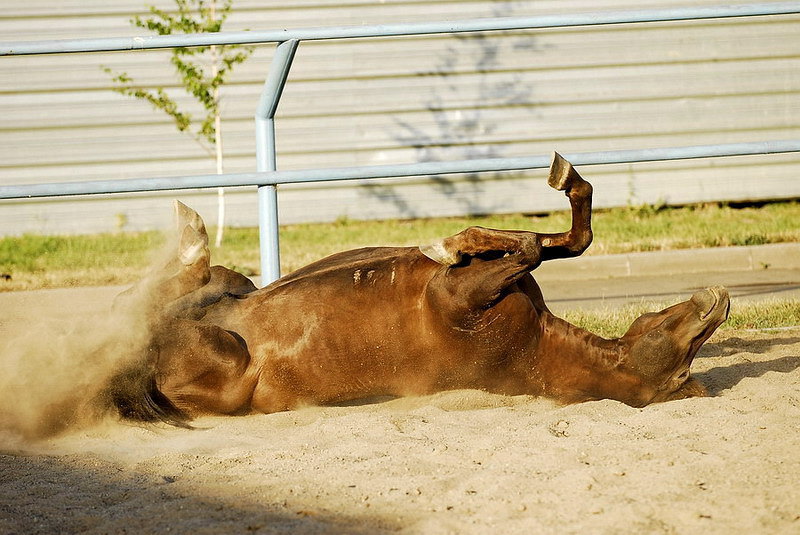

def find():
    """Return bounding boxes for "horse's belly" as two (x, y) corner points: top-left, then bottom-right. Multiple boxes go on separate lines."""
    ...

(203, 273), (538, 412)
(214, 286), (431, 411)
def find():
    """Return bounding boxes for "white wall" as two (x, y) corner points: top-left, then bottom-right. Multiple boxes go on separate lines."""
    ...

(1, 1), (798, 235)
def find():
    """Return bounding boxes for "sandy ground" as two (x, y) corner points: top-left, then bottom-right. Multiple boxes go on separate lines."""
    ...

(1, 287), (799, 534)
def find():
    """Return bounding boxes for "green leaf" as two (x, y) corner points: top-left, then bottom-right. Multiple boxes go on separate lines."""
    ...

(104, 0), (253, 155)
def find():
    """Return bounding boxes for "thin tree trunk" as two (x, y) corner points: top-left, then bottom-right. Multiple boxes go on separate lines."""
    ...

(210, 0), (226, 248)
(213, 103), (224, 248)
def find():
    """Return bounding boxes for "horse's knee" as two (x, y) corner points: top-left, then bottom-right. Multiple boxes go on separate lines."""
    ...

(568, 228), (593, 255)
(154, 322), (254, 417)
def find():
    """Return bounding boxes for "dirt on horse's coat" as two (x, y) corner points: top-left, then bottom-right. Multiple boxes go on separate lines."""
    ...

(109, 153), (729, 426)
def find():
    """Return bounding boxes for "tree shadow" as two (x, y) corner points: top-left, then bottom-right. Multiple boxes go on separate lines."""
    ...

(0, 453), (398, 534)
(694, 336), (800, 396)
(362, 2), (541, 218)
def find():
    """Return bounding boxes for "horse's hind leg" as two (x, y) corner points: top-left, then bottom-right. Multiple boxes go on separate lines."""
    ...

(116, 201), (212, 312)
(163, 201), (212, 297)
(166, 265), (257, 318)
(151, 319), (256, 417)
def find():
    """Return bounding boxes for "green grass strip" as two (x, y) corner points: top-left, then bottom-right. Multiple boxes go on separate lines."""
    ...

(1, 201), (798, 291)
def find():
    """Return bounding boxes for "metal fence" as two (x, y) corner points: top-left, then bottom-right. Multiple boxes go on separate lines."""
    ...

(2, 3), (800, 284)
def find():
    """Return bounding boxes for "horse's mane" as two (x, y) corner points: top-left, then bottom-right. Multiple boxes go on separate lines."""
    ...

(103, 358), (193, 429)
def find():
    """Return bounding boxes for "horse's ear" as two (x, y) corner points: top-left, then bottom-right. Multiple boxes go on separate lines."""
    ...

(174, 201), (209, 266)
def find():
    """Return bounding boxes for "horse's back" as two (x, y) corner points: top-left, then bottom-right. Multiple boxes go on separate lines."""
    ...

(201, 246), (438, 336)
(265, 246), (428, 290)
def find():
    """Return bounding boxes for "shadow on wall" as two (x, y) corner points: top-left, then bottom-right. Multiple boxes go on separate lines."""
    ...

(361, 3), (541, 218)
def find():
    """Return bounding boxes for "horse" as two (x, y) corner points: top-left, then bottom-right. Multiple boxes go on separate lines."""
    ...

(108, 153), (729, 426)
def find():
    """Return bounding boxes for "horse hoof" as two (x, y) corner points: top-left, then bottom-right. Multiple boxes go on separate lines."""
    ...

(179, 227), (207, 266)
(547, 151), (573, 191)
(174, 200), (206, 233)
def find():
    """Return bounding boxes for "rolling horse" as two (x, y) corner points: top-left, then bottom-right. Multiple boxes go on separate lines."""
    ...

(109, 153), (729, 426)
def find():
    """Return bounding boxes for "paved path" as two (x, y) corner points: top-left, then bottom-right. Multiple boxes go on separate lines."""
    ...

(535, 242), (800, 313)
(541, 268), (800, 314)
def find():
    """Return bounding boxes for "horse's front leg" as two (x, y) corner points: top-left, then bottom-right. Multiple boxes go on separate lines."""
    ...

(538, 151), (593, 262)
(420, 153), (594, 314)
(420, 152), (593, 267)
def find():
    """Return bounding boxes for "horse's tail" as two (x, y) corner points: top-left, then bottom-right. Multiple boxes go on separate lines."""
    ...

(103, 359), (193, 429)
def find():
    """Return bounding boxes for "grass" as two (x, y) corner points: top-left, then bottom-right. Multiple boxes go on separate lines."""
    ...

(269, 200), (800, 274)
(562, 299), (800, 339)
(0, 232), (165, 290)
(1, 200), (799, 293)
(1, 200), (798, 333)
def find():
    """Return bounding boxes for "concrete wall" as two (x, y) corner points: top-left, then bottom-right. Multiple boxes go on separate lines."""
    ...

(1, 0), (799, 235)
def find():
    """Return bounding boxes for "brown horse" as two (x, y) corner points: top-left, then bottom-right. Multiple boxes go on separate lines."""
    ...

(108, 153), (729, 426)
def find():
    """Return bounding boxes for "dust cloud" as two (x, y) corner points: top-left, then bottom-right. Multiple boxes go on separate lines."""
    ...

(0, 239), (177, 441)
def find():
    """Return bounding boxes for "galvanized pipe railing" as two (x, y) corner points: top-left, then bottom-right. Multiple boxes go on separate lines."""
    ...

(2, 3), (799, 284)
(255, 40), (299, 284)
(2, 3), (799, 55)
(3, 139), (799, 197)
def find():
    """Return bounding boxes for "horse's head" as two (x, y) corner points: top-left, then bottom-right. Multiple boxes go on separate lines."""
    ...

(621, 287), (729, 405)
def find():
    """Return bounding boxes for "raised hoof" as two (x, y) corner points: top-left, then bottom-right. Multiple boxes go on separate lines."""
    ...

(547, 151), (575, 191)
(178, 225), (209, 266)
(420, 241), (462, 266)
(174, 201), (209, 266)
(174, 200), (207, 234)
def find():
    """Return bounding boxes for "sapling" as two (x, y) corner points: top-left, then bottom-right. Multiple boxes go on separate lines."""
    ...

(104, 0), (253, 246)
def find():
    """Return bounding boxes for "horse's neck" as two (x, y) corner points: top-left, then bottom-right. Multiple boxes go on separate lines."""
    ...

(540, 313), (622, 368)
(535, 313), (647, 403)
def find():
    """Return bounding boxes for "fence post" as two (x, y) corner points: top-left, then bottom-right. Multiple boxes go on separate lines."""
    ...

(255, 39), (299, 286)
(256, 39), (299, 286)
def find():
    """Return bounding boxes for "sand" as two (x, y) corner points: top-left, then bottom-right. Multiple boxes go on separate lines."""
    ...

(1, 291), (798, 535)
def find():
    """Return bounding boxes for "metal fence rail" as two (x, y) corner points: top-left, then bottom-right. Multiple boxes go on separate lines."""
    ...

(3, 3), (800, 55)
(2, 3), (799, 284)
(3, 140), (799, 198)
